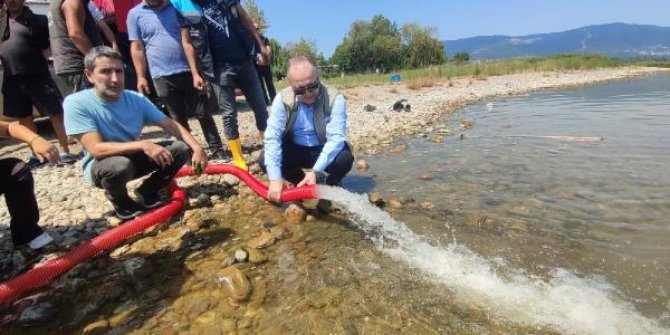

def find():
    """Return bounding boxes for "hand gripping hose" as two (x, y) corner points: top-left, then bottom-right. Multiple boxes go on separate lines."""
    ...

(0, 163), (317, 304)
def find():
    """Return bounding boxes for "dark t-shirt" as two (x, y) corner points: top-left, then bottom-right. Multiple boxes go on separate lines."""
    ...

(0, 9), (50, 76)
(200, 0), (248, 68)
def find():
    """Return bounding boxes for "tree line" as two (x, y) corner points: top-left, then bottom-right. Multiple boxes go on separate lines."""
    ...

(244, 1), (449, 78)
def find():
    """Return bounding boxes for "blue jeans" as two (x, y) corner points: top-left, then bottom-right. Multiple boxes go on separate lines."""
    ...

(212, 61), (268, 139)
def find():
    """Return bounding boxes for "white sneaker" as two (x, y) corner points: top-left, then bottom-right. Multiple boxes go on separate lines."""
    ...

(28, 232), (54, 250)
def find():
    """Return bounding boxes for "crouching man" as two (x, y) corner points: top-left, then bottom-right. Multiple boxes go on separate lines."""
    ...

(257, 56), (354, 209)
(64, 46), (208, 220)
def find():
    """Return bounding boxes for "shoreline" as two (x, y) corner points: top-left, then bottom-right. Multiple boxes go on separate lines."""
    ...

(0, 67), (664, 261)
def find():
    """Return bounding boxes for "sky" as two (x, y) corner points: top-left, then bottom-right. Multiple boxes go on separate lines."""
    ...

(254, 0), (670, 57)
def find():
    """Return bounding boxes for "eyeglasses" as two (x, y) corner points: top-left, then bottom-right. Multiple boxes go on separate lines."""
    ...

(292, 80), (320, 96)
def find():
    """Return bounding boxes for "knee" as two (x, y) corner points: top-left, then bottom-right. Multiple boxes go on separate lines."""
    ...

(337, 147), (355, 170)
(9, 160), (32, 184)
(170, 141), (191, 164)
(97, 156), (134, 181)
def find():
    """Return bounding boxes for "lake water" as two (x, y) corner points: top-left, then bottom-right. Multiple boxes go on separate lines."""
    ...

(5, 74), (670, 334)
(340, 73), (670, 334)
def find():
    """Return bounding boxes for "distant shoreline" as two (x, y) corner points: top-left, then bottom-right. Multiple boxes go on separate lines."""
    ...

(338, 67), (667, 155)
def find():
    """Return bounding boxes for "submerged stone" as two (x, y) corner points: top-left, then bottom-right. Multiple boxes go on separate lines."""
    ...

(218, 266), (251, 304)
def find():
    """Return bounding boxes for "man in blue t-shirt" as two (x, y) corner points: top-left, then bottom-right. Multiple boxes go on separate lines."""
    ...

(64, 46), (208, 220)
(127, 0), (227, 160)
(173, 0), (269, 171)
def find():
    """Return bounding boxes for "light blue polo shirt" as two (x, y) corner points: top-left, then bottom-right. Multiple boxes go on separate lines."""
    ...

(127, 2), (190, 78)
(64, 89), (167, 183)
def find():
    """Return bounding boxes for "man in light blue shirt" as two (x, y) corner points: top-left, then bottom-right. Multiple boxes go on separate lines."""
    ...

(64, 46), (208, 220)
(127, 0), (226, 160)
(258, 56), (354, 207)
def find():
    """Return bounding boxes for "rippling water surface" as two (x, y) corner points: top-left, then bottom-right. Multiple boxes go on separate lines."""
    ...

(342, 73), (670, 334)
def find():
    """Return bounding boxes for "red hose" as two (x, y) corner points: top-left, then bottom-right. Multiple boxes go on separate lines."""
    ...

(0, 163), (317, 304)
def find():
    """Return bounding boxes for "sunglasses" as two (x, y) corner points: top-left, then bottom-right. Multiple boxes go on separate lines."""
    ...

(292, 80), (320, 96)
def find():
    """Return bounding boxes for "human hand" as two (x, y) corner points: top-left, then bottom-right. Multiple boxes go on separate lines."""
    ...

(143, 141), (173, 167)
(30, 137), (59, 164)
(193, 74), (205, 91)
(267, 180), (284, 203)
(297, 171), (317, 187)
(137, 77), (151, 95)
(191, 147), (208, 171)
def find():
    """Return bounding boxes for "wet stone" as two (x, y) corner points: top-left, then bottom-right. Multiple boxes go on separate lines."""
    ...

(218, 266), (252, 304)
(388, 199), (403, 209)
(234, 249), (248, 263)
(420, 201), (435, 210)
(283, 203), (307, 223)
(246, 231), (277, 249)
(123, 257), (152, 279)
(247, 249), (267, 264)
(270, 226), (289, 240)
(18, 302), (55, 323)
(430, 135), (444, 143)
(388, 145), (407, 154)
(419, 173), (434, 181)
(356, 160), (369, 171)
(369, 192), (385, 207)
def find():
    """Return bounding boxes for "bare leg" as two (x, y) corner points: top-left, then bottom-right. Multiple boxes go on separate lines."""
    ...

(18, 116), (38, 156)
(48, 114), (70, 154)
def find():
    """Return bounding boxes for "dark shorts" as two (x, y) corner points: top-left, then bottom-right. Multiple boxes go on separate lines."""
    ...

(2, 73), (64, 118)
(57, 72), (92, 95)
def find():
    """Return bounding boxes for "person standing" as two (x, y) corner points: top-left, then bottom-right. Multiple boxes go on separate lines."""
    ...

(87, 0), (118, 51)
(253, 22), (275, 106)
(49, 0), (104, 94)
(64, 46), (208, 220)
(258, 56), (354, 210)
(172, 0), (269, 171)
(0, 120), (58, 249)
(0, 0), (78, 165)
(127, 0), (226, 160)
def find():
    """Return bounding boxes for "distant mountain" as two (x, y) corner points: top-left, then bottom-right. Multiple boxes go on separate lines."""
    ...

(444, 23), (670, 60)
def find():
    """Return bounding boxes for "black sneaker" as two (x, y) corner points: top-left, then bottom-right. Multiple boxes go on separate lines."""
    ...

(209, 149), (230, 162)
(134, 189), (164, 210)
(114, 201), (144, 220)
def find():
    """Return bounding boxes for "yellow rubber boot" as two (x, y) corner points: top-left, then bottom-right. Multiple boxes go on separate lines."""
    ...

(228, 138), (248, 171)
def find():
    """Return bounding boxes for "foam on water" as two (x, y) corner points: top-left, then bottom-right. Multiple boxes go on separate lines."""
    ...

(317, 186), (670, 335)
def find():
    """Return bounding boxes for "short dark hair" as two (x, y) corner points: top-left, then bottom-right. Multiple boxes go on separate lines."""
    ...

(84, 46), (123, 71)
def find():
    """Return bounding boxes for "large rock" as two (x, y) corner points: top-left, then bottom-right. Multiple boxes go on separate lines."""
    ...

(356, 160), (369, 171)
(246, 230), (277, 249)
(217, 266), (251, 304)
(283, 203), (307, 223)
(368, 192), (385, 207)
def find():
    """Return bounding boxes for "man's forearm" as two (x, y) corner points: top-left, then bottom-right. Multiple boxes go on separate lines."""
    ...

(130, 44), (147, 81)
(87, 140), (147, 159)
(181, 29), (201, 77)
(5, 121), (39, 143)
(70, 33), (93, 55)
(162, 120), (203, 153)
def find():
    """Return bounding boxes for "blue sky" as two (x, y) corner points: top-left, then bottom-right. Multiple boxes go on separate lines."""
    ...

(254, 0), (670, 57)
